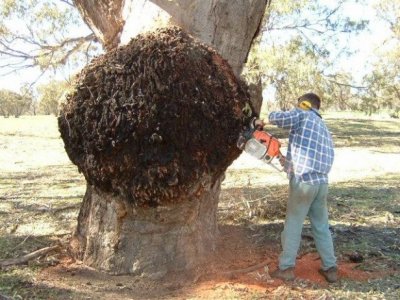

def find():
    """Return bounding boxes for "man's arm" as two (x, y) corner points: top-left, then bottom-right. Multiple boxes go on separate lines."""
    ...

(268, 110), (301, 130)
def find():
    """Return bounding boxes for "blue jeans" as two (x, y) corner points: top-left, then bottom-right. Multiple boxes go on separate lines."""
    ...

(279, 177), (337, 271)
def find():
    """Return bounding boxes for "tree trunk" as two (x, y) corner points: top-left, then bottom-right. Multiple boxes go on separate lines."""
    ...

(75, 0), (269, 76)
(69, 0), (269, 277)
(148, 0), (268, 76)
(71, 175), (223, 278)
(73, 0), (125, 50)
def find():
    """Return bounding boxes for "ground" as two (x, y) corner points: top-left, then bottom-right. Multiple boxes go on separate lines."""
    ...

(0, 112), (399, 299)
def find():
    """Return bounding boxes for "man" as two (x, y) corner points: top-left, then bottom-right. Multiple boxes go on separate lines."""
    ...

(257, 93), (337, 283)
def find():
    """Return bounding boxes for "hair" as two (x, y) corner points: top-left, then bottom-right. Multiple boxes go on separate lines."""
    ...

(298, 93), (321, 109)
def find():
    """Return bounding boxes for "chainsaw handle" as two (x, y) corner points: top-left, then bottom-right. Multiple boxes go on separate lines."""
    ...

(251, 117), (265, 130)
(278, 153), (286, 167)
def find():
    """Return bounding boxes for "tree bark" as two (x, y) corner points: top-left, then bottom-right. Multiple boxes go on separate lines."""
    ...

(69, 0), (269, 277)
(73, 0), (125, 50)
(74, 0), (269, 76)
(149, 0), (268, 76)
(71, 175), (222, 277)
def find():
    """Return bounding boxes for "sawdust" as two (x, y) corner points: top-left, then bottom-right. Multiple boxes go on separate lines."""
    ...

(36, 227), (388, 299)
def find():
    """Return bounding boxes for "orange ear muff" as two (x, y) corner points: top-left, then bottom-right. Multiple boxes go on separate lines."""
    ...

(299, 100), (312, 110)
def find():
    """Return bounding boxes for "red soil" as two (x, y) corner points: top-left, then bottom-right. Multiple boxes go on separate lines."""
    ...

(38, 226), (391, 299)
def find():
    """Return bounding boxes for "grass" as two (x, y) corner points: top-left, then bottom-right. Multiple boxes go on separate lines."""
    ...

(261, 110), (400, 152)
(0, 113), (399, 299)
(0, 268), (74, 299)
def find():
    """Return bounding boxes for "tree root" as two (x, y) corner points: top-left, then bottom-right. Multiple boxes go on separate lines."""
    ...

(0, 245), (59, 268)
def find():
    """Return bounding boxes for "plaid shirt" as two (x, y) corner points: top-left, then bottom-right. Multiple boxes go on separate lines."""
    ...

(269, 108), (334, 185)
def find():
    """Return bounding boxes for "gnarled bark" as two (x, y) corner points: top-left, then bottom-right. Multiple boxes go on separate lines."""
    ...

(65, 0), (270, 277)
(150, 0), (268, 76)
(73, 0), (125, 50)
(71, 175), (222, 278)
(73, 0), (269, 76)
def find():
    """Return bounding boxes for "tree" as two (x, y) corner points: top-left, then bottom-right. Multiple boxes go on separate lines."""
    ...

(323, 72), (358, 110)
(0, 89), (13, 117)
(361, 0), (400, 117)
(248, 38), (326, 110)
(243, 0), (369, 111)
(59, 0), (270, 278)
(0, 0), (99, 81)
(19, 83), (37, 115)
(0, 89), (31, 117)
(1, 0), (269, 276)
(37, 80), (70, 115)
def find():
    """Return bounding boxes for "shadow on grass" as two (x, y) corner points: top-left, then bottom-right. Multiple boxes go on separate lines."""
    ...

(328, 174), (400, 219)
(0, 271), (78, 300)
(0, 223), (398, 299)
(333, 224), (400, 264)
(0, 234), (83, 299)
(325, 118), (400, 148)
(220, 173), (400, 223)
(0, 235), (58, 260)
(326, 118), (398, 136)
(330, 223), (400, 297)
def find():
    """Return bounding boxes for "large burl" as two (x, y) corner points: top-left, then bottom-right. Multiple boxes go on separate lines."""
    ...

(58, 26), (251, 277)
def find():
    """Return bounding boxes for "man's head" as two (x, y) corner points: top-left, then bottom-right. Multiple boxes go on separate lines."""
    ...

(298, 93), (321, 110)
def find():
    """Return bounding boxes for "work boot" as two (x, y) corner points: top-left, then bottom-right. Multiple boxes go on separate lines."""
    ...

(271, 267), (295, 281)
(319, 266), (338, 283)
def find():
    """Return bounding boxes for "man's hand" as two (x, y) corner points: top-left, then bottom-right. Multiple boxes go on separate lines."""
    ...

(254, 118), (266, 129)
(279, 155), (286, 167)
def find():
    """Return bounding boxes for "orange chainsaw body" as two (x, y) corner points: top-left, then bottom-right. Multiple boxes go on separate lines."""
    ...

(252, 130), (282, 160)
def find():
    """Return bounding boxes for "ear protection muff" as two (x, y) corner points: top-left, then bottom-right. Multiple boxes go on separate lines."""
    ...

(299, 99), (322, 118)
(299, 100), (312, 110)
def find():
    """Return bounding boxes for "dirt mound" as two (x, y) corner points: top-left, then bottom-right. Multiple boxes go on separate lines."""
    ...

(58, 26), (251, 207)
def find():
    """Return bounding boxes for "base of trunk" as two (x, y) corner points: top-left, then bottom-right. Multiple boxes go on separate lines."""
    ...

(70, 175), (222, 278)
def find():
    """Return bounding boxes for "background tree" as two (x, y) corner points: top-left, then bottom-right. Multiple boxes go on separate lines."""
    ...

(37, 80), (70, 115)
(0, 0), (99, 82)
(361, 0), (400, 117)
(0, 89), (31, 117)
(323, 72), (357, 110)
(243, 0), (368, 112)
(0, 89), (13, 117)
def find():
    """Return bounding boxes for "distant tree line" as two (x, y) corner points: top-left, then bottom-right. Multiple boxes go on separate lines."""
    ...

(0, 80), (70, 117)
(0, 89), (31, 117)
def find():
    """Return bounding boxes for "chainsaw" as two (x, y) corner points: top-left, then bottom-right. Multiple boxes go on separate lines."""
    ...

(237, 117), (284, 172)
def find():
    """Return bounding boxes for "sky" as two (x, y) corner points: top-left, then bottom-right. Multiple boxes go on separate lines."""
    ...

(334, 0), (392, 81)
(0, 0), (393, 93)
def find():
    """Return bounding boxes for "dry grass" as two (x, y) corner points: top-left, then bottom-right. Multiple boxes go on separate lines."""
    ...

(0, 113), (400, 299)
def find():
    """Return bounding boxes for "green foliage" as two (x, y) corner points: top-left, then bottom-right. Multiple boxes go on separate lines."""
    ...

(0, 89), (31, 117)
(0, 0), (99, 73)
(256, 38), (324, 109)
(37, 80), (71, 115)
(262, 44), (357, 111)
(360, 0), (400, 117)
(375, 0), (400, 38)
(244, 0), (369, 110)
